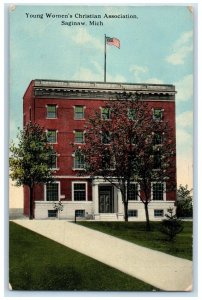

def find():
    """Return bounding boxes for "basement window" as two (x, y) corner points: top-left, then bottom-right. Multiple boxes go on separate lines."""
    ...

(48, 210), (57, 218)
(154, 209), (164, 217)
(128, 210), (138, 217)
(75, 210), (85, 217)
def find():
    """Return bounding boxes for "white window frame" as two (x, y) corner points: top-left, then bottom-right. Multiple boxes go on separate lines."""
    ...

(73, 105), (86, 120)
(44, 181), (61, 202)
(100, 107), (111, 120)
(151, 182), (166, 201)
(72, 181), (88, 202)
(74, 130), (85, 144)
(128, 209), (138, 217)
(46, 104), (58, 119)
(152, 108), (164, 121)
(128, 183), (140, 201)
(154, 209), (164, 217)
(49, 153), (59, 170)
(46, 129), (58, 144)
(48, 209), (58, 218)
(72, 152), (85, 170)
(75, 209), (85, 217)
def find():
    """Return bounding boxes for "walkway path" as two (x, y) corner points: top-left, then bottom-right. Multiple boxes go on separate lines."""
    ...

(13, 220), (192, 291)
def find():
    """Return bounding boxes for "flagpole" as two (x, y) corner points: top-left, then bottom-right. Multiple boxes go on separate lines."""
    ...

(104, 34), (106, 82)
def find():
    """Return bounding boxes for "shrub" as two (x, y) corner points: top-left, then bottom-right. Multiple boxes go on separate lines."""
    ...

(160, 208), (183, 241)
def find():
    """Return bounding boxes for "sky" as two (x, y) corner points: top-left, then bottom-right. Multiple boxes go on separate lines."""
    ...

(9, 4), (193, 188)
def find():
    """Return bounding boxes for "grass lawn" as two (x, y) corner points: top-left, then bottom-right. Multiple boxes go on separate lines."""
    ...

(78, 221), (193, 260)
(9, 222), (157, 291)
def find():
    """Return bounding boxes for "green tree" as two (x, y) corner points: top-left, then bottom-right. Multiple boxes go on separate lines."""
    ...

(161, 207), (183, 241)
(176, 184), (193, 218)
(9, 123), (55, 219)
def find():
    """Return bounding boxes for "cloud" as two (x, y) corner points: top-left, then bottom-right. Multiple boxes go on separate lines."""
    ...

(130, 65), (148, 81)
(72, 61), (126, 83)
(166, 31), (193, 65)
(130, 65), (164, 84)
(91, 60), (104, 75)
(71, 28), (103, 51)
(175, 74), (193, 102)
(72, 67), (102, 81)
(176, 111), (193, 129)
(107, 73), (126, 83)
(144, 78), (164, 84)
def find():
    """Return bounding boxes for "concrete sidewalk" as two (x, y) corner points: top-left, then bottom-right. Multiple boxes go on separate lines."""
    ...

(13, 220), (192, 291)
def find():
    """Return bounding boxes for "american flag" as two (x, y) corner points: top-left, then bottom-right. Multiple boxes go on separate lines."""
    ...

(106, 37), (120, 49)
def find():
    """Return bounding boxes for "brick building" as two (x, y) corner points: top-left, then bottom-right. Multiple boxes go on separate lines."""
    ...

(23, 79), (176, 220)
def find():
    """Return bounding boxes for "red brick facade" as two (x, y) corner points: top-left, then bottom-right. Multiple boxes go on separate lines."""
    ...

(23, 80), (176, 220)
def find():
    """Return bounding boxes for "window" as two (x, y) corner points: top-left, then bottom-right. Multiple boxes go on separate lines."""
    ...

(74, 106), (84, 120)
(101, 149), (114, 170)
(128, 210), (138, 217)
(46, 183), (59, 201)
(154, 209), (164, 217)
(101, 131), (111, 144)
(128, 108), (136, 120)
(75, 131), (84, 143)
(48, 210), (57, 218)
(153, 132), (163, 145)
(74, 152), (85, 169)
(47, 105), (57, 118)
(152, 183), (164, 200)
(153, 108), (163, 120)
(75, 210), (85, 217)
(128, 184), (138, 201)
(48, 153), (57, 169)
(73, 183), (87, 201)
(153, 152), (162, 169)
(101, 107), (110, 120)
(47, 130), (57, 143)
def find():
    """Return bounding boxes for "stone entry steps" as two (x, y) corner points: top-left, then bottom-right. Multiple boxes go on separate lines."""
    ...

(98, 213), (118, 221)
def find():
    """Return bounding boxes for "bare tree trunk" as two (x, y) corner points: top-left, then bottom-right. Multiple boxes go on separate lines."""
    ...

(121, 186), (128, 222)
(29, 186), (34, 220)
(144, 202), (151, 231)
(124, 202), (128, 222)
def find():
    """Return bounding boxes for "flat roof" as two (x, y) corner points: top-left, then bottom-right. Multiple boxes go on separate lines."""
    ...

(33, 79), (176, 93)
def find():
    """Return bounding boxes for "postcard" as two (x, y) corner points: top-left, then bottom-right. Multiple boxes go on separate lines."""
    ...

(8, 4), (193, 294)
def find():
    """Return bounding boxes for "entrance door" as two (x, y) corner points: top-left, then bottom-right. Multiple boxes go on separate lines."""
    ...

(99, 186), (113, 213)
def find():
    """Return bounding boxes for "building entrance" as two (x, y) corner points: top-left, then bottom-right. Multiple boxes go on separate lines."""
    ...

(99, 186), (114, 213)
